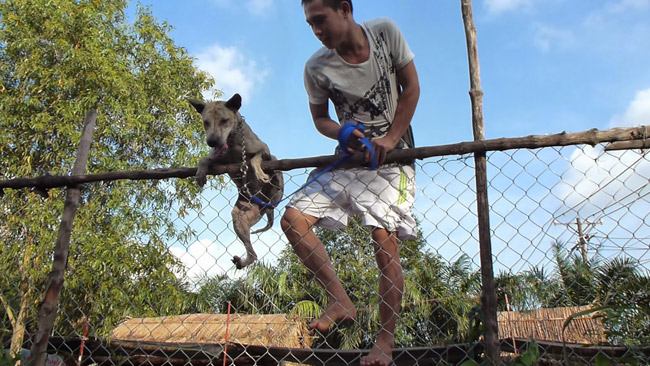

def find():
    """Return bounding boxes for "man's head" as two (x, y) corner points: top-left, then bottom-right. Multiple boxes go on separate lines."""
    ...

(302, 0), (354, 50)
(301, 0), (352, 13)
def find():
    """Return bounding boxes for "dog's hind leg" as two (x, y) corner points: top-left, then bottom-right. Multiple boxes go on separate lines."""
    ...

(251, 209), (274, 234)
(231, 200), (263, 269)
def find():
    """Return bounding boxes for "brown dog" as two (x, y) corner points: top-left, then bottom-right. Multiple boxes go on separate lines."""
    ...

(189, 94), (284, 269)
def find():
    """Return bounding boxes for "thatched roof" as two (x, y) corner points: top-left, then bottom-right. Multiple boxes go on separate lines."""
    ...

(498, 305), (606, 344)
(111, 313), (312, 349)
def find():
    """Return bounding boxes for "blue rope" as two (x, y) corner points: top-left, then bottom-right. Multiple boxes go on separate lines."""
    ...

(252, 122), (377, 208)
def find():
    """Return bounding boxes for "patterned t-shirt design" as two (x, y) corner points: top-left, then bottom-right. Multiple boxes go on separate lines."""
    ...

(331, 29), (396, 141)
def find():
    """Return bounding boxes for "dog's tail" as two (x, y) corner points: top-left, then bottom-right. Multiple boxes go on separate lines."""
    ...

(251, 210), (274, 235)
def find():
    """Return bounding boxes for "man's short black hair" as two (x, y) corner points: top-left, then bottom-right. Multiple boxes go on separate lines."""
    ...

(301, 0), (353, 13)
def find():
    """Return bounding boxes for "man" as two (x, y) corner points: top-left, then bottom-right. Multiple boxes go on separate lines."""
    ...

(280, 1), (419, 365)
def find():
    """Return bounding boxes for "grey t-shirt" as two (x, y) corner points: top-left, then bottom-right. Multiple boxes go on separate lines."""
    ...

(304, 17), (415, 150)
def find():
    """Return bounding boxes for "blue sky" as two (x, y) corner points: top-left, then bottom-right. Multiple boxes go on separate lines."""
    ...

(134, 0), (650, 279)
(139, 0), (650, 158)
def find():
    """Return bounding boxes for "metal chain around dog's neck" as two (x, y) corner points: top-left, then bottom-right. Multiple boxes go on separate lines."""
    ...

(238, 116), (254, 199)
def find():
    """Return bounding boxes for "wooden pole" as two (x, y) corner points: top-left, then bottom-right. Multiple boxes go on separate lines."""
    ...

(0, 125), (647, 193)
(222, 302), (232, 366)
(460, 1), (502, 364)
(28, 109), (97, 366)
(576, 218), (588, 262)
(505, 294), (518, 355)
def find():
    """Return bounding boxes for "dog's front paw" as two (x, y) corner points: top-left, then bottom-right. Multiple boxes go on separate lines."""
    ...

(258, 171), (271, 184)
(196, 173), (207, 187)
(250, 154), (271, 184)
(196, 158), (210, 187)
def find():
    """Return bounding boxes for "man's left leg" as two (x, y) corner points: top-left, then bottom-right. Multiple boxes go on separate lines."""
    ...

(361, 228), (404, 366)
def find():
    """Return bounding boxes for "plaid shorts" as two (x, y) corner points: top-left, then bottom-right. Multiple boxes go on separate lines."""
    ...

(287, 165), (417, 240)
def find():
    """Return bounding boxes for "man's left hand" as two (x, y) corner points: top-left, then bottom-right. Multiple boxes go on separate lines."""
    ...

(369, 136), (398, 166)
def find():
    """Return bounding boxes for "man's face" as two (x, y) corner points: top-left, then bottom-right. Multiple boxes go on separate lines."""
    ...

(304, 0), (346, 49)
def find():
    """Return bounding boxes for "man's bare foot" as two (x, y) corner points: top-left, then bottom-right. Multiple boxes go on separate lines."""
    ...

(309, 301), (357, 333)
(360, 337), (394, 366)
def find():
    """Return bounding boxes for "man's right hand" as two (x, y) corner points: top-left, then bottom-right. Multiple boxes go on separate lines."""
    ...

(344, 127), (366, 154)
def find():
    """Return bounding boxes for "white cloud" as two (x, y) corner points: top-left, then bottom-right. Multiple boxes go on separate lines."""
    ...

(585, 0), (650, 25)
(170, 238), (239, 283)
(484, 0), (535, 15)
(246, 0), (274, 15)
(605, 0), (650, 14)
(210, 0), (275, 16)
(194, 44), (269, 102)
(609, 88), (650, 127)
(532, 23), (574, 53)
(556, 90), (650, 221)
(169, 224), (286, 287)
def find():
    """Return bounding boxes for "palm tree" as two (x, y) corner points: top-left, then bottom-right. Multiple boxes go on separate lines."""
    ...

(431, 254), (481, 343)
(594, 257), (650, 345)
(553, 241), (598, 306)
(524, 265), (563, 309)
(494, 270), (535, 311)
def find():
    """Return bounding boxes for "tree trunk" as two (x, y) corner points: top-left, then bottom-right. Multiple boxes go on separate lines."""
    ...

(10, 293), (31, 360)
(8, 234), (37, 361)
(28, 110), (97, 366)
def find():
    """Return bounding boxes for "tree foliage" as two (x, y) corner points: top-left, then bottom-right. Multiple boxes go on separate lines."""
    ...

(493, 241), (650, 345)
(198, 217), (483, 349)
(197, 234), (650, 349)
(0, 0), (215, 350)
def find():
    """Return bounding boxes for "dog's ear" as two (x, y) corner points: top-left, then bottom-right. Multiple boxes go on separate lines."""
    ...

(225, 93), (242, 111)
(188, 98), (205, 114)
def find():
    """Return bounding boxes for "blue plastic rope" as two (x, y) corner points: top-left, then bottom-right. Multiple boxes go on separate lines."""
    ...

(252, 122), (377, 208)
(337, 123), (378, 170)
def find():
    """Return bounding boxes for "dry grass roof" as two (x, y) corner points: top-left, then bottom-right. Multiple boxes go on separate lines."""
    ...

(111, 313), (311, 349)
(498, 305), (606, 344)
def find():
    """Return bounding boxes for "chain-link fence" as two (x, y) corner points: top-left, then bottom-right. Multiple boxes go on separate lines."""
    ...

(1, 141), (649, 365)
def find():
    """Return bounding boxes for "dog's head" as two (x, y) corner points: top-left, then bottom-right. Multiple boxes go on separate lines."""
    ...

(189, 93), (242, 157)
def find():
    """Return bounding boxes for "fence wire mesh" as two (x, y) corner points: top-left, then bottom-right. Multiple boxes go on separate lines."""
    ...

(1, 143), (649, 365)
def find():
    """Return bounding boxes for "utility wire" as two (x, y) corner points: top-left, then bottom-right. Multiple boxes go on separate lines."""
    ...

(553, 147), (647, 220)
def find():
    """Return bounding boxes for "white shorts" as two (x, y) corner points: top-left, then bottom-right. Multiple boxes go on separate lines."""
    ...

(287, 165), (417, 240)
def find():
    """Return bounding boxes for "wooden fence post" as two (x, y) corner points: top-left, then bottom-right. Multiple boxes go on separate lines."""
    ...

(28, 109), (98, 366)
(460, 1), (502, 365)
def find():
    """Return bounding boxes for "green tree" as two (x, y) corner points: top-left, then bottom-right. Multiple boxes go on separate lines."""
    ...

(594, 257), (650, 345)
(552, 241), (598, 306)
(493, 269), (562, 312)
(434, 254), (481, 343)
(208, 216), (483, 348)
(515, 241), (650, 346)
(188, 274), (247, 314)
(524, 265), (563, 309)
(0, 0), (215, 354)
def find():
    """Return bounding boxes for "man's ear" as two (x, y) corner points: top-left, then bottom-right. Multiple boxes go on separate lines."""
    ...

(340, 0), (352, 15)
(225, 93), (242, 111)
(188, 99), (205, 114)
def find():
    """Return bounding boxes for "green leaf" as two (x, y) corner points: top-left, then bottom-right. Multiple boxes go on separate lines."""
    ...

(459, 360), (480, 366)
(594, 353), (611, 366)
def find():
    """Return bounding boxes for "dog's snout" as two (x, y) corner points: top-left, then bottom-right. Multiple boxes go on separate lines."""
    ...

(207, 138), (219, 148)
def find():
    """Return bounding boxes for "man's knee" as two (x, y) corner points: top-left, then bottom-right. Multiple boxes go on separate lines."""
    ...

(280, 210), (292, 232)
(372, 228), (400, 264)
(372, 228), (398, 248)
(281, 208), (314, 243)
(280, 210), (296, 240)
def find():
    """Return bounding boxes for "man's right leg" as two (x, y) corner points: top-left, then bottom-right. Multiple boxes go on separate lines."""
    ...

(281, 207), (357, 331)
